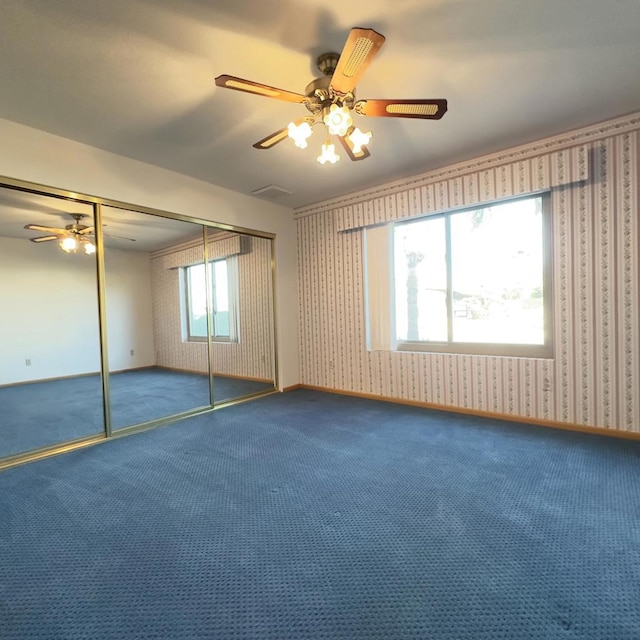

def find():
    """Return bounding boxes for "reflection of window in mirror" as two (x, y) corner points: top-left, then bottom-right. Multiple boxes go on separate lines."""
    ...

(182, 256), (239, 342)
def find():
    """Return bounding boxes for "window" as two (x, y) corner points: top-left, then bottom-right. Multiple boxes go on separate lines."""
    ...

(183, 257), (239, 341)
(367, 194), (552, 358)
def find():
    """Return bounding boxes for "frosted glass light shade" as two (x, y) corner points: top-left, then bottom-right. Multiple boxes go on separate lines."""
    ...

(323, 104), (353, 137)
(317, 142), (340, 165)
(287, 121), (313, 149)
(59, 237), (78, 253)
(348, 127), (372, 154)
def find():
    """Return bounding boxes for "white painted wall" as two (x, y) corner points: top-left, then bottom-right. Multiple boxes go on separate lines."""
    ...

(0, 236), (155, 385)
(0, 236), (100, 384)
(104, 250), (156, 372)
(0, 117), (299, 389)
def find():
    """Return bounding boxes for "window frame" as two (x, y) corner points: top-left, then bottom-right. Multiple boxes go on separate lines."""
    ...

(393, 193), (554, 359)
(183, 257), (238, 343)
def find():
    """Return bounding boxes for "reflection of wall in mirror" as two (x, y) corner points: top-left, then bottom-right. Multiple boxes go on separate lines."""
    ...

(104, 249), (156, 371)
(150, 234), (273, 382)
(0, 236), (156, 385)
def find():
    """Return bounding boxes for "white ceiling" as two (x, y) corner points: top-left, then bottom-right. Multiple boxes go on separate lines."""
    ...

(1, 0), (639, 209)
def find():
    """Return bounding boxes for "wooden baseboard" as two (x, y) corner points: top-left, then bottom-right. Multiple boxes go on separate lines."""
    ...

(111, 365), (156, 375)
(214, 372), (273, 384)
(293, 384), (640, 442)
(156, 365), (272, 384)
(1, 366), (273, 390)
(0, 370), (102, 389)
(0, 365), (160, 389)
(282, 384), (302, 392)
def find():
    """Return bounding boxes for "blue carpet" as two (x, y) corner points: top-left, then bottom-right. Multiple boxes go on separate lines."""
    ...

(0, 389), (639, 639)
(0, 368), (274, 456)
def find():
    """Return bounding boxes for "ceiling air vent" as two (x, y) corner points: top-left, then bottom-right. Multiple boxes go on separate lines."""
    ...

(251, 185), (292, 201)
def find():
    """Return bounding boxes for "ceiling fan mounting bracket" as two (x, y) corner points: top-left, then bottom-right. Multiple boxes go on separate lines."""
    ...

(316, 52), (340, 77)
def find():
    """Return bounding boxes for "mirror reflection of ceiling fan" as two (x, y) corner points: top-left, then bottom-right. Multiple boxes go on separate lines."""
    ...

(215, 27), (447, 164)
(24, 213), (135, 255)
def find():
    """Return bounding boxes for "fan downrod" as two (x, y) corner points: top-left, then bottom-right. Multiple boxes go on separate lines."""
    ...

(66, 213), (90, 233)
(316, 52), (339, 76)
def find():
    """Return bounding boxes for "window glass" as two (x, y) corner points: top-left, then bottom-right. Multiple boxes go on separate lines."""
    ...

(186, 263), (208, 338)
(394, 216), (447, 342)
(184, 258), (236, 341)
(450, 199), (544, 345)
(390, 194), (551, 357)
(212, 260), (230, 337)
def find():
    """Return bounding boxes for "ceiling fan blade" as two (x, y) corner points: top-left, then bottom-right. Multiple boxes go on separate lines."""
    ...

(77, 226), (94, 235)
(253, 128), (289, 150)
(330, 28), (386, 96)
(337, 129), (371, 161)
(354, 98), (448, 120)
(253, 117), (315, 150)
(29, 235), (59, 243)
(24, 224), (66, 234)
(215, 74), (307, 104)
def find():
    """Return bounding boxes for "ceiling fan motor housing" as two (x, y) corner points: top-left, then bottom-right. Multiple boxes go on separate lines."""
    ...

(66, 213), (90, 233)
(305, 83), (356, 118)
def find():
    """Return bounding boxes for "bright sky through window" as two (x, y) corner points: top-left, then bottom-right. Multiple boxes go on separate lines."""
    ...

(394, 197), (546, 348)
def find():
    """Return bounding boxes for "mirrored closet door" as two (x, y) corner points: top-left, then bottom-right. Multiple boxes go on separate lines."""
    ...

(101, 205), (213, 431)
(205, 228), (276, 405)
(0, 177), (278, 468)
(0, 186), (105, 457)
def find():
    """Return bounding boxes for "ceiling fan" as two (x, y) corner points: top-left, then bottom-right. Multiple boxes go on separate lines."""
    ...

(215, 27), (447, 164)
(24, 213), (135, 254)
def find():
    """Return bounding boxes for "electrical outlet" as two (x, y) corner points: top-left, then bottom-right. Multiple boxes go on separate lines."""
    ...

(25, 358), (31, 366)
(130, 349), (135, 356)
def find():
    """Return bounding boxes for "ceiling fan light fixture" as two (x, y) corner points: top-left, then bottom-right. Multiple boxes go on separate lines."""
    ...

(215, 27), (448, 166)
(59, 236), (78, 253)
(287, 120), (313, 149)
(348, 127), (372, 154)
(317, 141), (340, 165)
(323, 104), (353, 137)
(58, 234), (96, 255)
(25, 212), (123, 254)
